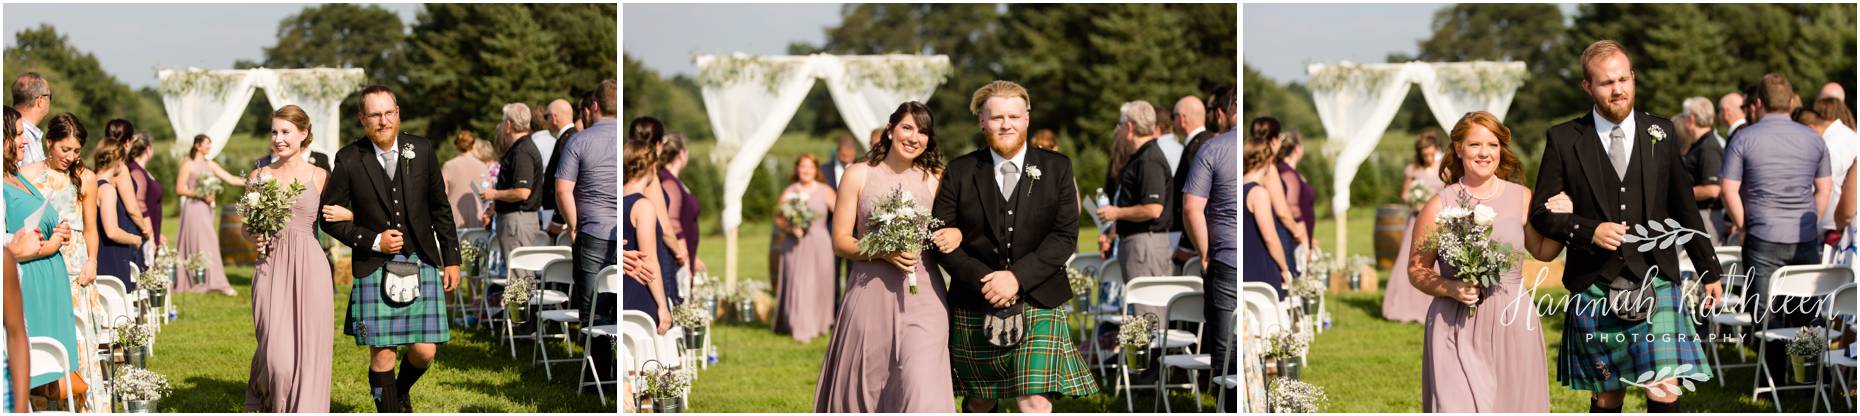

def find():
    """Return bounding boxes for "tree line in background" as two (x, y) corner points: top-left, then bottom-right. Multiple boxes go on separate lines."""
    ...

(625, 2), (1237, 228)
(6, 3), (616, 165)
(1245, 2), (1856, 216)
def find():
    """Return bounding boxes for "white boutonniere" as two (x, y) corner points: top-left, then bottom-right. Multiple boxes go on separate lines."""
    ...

(1026, 164), (1042, 182)
(401, 143), (416, 160)
(1648, 125), (1666, 144)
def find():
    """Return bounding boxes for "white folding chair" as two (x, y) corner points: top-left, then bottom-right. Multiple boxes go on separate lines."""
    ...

(1088, 260), (1126, 379)
(1113, 276), (1201, 412)
(1749, 264), (1852, 411)
(1065, 253), (1105, 350)
(504, 246), (572, 358)
(1812, 283), (1856, 412)
(578, 266), (621, 405)
(1181, 256), (1203, 277)
(619, 311), (657, 409)
(28, 337), (75, 411)
(93, 275), (133, 386)
(534, 257), (579, 379)
(454, 227), (492, 327)
(1706, 252), (1755, 386)
(1214, 306), (1241, 412)
(1155, 291), (1208, 412)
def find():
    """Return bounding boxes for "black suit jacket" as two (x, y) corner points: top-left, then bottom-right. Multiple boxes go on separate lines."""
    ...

(931, 148), (1080, 311)
(542, 126), (579, 222)
(1170, 129), (1217, 234)
(321, 134), (461, 277)
(1528, 111), (1722, 292)
(255, 151), (331, 172)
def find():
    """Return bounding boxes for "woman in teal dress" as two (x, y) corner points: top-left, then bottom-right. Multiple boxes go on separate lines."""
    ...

(3, 117), (79, 390)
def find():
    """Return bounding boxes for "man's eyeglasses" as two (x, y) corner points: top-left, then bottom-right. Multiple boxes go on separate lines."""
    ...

(363, 109), (400, 122)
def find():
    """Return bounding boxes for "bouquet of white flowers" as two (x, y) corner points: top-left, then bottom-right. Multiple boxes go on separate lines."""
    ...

(1116, 313), (1159, 348)
(196, 175), (224, 205)
(1271, 329), (1312, 358)
(238, 175), (307, 259)
(856, 186), (942, 294)
(114, 367), (172, 402)
(502, 271), (536, 307)
(778, 192), (817, 233)
(1419, 191), (1521, 316)
(1403, 182), (1434, 211)
(459, 239), (483, 274)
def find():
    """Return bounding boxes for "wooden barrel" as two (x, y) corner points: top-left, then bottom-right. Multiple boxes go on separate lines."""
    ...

(1373, 204), (1413, 269)
(218, 205), (257, 267)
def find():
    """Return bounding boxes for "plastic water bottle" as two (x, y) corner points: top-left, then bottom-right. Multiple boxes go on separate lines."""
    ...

(706, 344), (719, 365)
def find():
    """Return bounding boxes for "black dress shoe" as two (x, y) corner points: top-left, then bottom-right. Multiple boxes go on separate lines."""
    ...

(962, 397), (998, 413)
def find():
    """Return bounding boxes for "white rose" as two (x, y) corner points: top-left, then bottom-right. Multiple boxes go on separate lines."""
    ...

(241, 192), (259, 206)
(877, 213), (895, 224)
(896, 206), (916, 218)
(1473, 205), (1496, 225)
(899, 191), (915, 201)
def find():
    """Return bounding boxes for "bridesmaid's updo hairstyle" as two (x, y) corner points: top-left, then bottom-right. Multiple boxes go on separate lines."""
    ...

(863, 101), (944, 177)
(104, 118), (134, 147)
(1440, 111), (1523, 184)
(46, 112), (90, 199)
(625, 116), (663, 183)
(272, 105), (314, 148)
(190, 134), (212, 159)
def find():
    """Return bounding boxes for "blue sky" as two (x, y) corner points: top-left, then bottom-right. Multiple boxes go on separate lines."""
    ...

(625, 3), (843, 77)
(1245, 3), (1577, 84)
(5, 3), (421, 89)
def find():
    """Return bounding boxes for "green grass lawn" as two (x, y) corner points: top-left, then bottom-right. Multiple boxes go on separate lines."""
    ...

(1293, 210), (1827, 412)
(144, 211), (613, 412)
(683, 220), (1223, 412)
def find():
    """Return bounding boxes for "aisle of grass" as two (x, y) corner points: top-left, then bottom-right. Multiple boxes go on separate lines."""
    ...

(146, 212), (613, 412)
(682, 220), (1223, 412)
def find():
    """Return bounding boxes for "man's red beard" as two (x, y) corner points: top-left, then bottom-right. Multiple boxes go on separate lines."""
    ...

(1595, 95), (1634, 122)
(987, 129), (1026, 156)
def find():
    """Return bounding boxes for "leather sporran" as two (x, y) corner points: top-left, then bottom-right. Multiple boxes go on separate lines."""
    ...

(983, 303), (1026, 348)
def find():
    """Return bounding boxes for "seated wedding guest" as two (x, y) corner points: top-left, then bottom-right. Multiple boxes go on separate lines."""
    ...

(3, 105), (80, 403)
(1724, 73), (1833, 379)
(1674, 97), (1726, 245)
(441, 131), (492, 229)
(771, 154), (835, 343)
(175, 134), (248, 296)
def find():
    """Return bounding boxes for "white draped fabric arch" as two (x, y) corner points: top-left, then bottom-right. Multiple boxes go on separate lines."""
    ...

(694, 53), (951, 285)
(157, 67), (366, 163)
(1305, 61), (1526, 258)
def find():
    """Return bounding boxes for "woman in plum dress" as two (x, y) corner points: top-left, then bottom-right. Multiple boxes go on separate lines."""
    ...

(242, 105), (333, 412)
(773, 154), (836, 343)
(1409, 112), (1566, 412)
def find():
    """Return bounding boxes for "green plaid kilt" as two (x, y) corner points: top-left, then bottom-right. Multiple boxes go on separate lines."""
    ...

(950, 304), (1099, 399)
(344, 254), (452, 347)
(1557, 277), (1712, 391)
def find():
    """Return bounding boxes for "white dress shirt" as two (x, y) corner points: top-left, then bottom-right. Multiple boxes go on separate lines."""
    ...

(1592, 107), (1637, 163)
(990, 146), (1028, 199)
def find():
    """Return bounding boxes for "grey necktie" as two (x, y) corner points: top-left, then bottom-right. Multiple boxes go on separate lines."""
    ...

(380, 150), (398, 180)
(999, 161), (1019, 200)
(1608, 125), (1628, 181)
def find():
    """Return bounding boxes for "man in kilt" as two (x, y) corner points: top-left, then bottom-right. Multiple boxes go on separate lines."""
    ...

(1528, 40), (1725, 412)
(322, 85), (462, 412)
(931, 80), (1098, 413)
